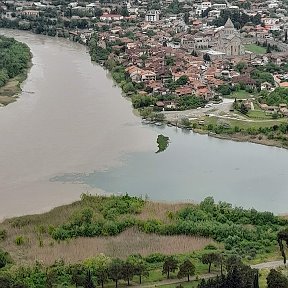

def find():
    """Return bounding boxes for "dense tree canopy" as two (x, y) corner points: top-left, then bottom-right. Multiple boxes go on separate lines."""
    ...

(0, 36), (31, 87)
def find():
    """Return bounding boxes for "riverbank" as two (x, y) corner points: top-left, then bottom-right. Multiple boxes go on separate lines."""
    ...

(0, 194), (285, 288)
(0, 194), (284, 265)
(0, 65), (31, 106)
(0, 35), (32, 106)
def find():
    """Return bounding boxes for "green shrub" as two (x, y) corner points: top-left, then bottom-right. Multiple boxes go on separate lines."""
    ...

(0, 229), (7, 241)
(145, 253), (165, 263)
(15, 236), (25, 246)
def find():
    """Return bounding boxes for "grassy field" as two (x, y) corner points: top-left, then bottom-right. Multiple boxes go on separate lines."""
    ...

(226, 90), (254, 99)
(244, 44), (267, 54)
(246, 109), (274, 120)
(201, 115), (287, 130)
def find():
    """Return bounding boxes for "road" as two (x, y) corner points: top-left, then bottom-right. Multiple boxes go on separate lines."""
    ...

(130, 260), (285, 288)
(251, 260), (285, 270)
(163, 99), (234, 122)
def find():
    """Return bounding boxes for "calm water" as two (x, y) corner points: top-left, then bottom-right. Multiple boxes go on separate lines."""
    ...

(0, 30), (288, 218)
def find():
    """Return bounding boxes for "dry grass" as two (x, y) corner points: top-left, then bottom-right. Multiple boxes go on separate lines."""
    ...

(136, 201), (193, 222)
(3, 228), (213, 265)
(0, 199), (209, 265)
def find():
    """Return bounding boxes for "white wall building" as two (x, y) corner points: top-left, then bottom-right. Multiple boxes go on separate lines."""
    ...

(145, 10), (160, 22)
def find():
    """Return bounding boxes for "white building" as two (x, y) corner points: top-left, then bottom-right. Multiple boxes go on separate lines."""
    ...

(145, 10), (160, 22)
(196, 2), (212, 16)
(212, 3), (226, 10)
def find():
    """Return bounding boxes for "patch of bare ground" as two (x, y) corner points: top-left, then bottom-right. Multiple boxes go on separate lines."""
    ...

(3, 228), (213, 265)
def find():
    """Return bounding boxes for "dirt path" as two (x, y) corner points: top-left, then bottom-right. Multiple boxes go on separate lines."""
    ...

(251, 260), (284, 270)
(131, 273), (217, 288)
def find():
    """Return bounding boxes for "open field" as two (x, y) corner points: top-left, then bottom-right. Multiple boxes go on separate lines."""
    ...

(245, 44), (266, 54)
(227, 90), (254, 99)
(196, 115), (287, 130)
(1, 228), (213, 265)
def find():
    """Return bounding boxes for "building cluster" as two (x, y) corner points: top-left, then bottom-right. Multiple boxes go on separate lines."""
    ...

(2, 0), (288, 109)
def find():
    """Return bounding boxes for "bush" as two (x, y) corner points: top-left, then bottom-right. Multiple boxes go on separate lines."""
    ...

(0, 230), (7, 241)
(15, 236), (25, 246)
(145, 253), (165, 263)
(0, 249), (12, 268)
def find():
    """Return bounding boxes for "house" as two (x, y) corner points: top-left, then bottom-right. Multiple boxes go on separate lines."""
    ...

(145, 10), (160, 22)
(175, 86), (194, 96)
(21, 10), (40, 17)
(126, 66), (156, 82)
(100, 13), (124, 21)
(232, 76), (257, 88)
(196, 87), (213, 100)
(261, 82), (273, 91)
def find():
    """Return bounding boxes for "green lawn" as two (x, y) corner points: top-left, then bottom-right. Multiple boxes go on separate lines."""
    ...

(247, 109), (273, 120)
(227, 90), (253, 99)
(196, 116), (287, 130)
(244, 44), (267, 55)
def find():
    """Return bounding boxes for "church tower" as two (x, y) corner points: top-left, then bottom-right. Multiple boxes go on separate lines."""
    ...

(222, 18), (236, 37)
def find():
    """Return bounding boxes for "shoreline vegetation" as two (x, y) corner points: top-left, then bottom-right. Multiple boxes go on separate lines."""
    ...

(86, 34), (288, 151)
(0, 35), (32, 106)
(0, 194), (287, 287)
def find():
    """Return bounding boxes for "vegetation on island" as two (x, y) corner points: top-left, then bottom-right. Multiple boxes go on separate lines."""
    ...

(156, 134), (170, 153)
(0, 35), (31, 105)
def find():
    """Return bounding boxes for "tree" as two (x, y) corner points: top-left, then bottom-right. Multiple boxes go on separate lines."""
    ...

(201, 253), (220, 273)
(120, 7), (129, 17)
(235, 62), (247, 74)
(84, 269), (95, 288)
(266, 43), (272, 53)
(108, 258), (124, 288)
(203, 53), (211, 62)
(162, 256), (178, 279)
(127, 255), (149, 284)
(180, 118), (191, 128)
(239, 102), (248, 115)
(184, 12), (190, 25)
(267, 269), (288, 288)
(0, 249), (12, 269)
(84, 254), (111, 288)
(278, 229), (288, 264)
(177, 260), (195, 282)
(122, 261), (135, 286)
(70, 264), (87, 287)
(0, 275), (13, 288)
(175, 75), (189, 86)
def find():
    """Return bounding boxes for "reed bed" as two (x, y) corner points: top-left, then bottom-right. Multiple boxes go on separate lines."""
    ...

(15, 228), (213, 265)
